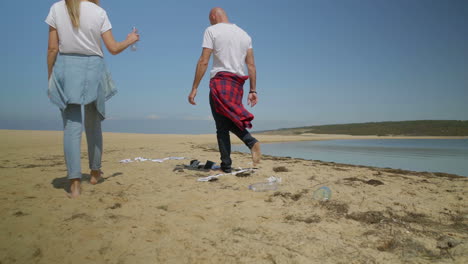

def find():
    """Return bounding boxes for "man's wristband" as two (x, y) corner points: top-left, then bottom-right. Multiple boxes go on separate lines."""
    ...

(249, 91), (257, 94)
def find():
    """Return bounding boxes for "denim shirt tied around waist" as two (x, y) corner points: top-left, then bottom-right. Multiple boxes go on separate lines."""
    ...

(48, 53), (117, 120)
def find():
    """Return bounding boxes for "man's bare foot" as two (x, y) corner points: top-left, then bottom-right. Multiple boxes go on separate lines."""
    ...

(251, 142), (261, 166)
(68, 179), (81, 198)
(90, 170), (103, 185)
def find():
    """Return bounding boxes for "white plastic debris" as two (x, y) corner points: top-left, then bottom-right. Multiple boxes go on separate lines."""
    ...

(120, 157), (185, 163)
(267, 176), (282, 183)
(197, 168), (256, 182)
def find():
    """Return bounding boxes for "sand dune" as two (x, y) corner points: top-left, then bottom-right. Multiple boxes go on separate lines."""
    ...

(0, 130), (467, 264)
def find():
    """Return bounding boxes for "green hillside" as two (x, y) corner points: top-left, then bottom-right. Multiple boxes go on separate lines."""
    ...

(259, 120), (468, 136)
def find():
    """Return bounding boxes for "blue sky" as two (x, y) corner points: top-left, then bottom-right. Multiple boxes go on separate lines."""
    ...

(1, 0), (467, 133)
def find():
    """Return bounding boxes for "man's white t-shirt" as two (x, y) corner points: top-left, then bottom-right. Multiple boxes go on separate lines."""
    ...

(202, 23), (252, 78)
(45, 0), (112, 57)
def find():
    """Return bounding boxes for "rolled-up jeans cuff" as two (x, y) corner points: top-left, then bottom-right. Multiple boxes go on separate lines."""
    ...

(248, 139), (258, 149)
(68, 173), (82, 180)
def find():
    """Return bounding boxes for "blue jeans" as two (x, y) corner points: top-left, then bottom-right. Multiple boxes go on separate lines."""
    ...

(209, 94), (258, 172)
(62, 103), (102, 179)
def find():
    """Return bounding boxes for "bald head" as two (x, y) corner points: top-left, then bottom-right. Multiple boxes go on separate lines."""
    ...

(209, 7), (229, 25)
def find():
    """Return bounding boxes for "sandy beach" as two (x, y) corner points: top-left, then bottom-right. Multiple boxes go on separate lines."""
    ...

(0, 129), (467, 264)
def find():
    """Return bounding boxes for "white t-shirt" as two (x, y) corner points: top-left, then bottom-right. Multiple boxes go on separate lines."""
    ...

(202, 23), (252, 78)
(45, 0), (112, 57)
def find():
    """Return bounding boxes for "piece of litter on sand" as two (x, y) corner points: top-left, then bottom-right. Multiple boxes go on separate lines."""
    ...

(182, 160), (219, 171)
(197, 168), (256, 182)
(166, 157), (185, 160)
(197, 173), (225, 182)
(267, 176), (282, 183)
(120, 157), (185, 163)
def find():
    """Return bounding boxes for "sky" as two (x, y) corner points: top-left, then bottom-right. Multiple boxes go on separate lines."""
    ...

(1, 0), (467, 134)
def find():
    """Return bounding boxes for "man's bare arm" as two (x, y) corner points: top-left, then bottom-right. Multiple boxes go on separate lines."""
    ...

(245, 48), (258, 107)
(188, 48), (212, 105)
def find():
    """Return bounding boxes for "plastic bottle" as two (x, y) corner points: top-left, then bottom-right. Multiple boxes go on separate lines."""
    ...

(131, 27), (138, 51)
(312, 186), (332, 201)
(248, 182), (278, 192)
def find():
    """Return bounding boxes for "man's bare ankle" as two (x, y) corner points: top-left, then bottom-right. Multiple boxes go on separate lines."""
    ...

(251, 142), (261, 164)
(69, 179), (81, 198)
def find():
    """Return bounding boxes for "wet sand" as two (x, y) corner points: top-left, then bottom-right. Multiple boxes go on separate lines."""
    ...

(0, 130), (467, 264)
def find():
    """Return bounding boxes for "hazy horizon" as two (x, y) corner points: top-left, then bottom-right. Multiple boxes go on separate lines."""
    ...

(1, 118), (466, 135)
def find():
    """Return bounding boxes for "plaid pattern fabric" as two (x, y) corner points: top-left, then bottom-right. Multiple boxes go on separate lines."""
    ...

(210, 71), (254, 130)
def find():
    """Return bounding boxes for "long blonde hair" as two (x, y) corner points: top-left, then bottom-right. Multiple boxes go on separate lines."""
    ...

(65, 0), (100, 28)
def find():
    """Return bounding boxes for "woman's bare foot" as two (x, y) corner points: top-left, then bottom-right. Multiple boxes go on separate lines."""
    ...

(251, 142), (261, 166)
(68, 179), (81, 198)
(90, 170), (103, 185)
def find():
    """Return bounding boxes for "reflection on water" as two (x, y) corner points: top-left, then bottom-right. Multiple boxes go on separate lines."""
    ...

(233, 139), (468, 176)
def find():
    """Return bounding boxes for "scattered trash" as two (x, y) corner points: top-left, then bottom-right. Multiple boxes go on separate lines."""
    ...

(312, 186), (332, 201)
(120, 157), (185, 163)
(267, 176), (282, 183)
(248, 176), (282, 192)
(183, 160), (220, 171)
(197, 168), (257, 182)
(249, 182), (278, 192)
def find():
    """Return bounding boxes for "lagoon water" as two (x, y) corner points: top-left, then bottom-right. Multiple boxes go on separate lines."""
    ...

(233, 139), (468, 176)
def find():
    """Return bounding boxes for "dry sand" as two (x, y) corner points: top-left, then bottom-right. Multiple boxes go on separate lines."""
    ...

(0, 130), (467, 264)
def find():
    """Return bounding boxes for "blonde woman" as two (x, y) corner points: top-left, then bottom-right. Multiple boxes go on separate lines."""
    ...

(46, 0), (139, 198)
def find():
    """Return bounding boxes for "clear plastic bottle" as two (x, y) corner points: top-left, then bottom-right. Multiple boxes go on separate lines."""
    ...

(312, 186), (332, 201)
(131, 27), (138, 51)
(248, 182), (278, 192)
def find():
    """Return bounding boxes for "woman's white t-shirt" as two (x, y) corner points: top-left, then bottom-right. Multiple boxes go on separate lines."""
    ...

(45, 0), (112, 57)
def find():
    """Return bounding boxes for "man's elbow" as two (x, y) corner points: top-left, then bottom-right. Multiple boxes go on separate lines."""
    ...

(48, 46), (59, 54)
(198, 59), (209, 67)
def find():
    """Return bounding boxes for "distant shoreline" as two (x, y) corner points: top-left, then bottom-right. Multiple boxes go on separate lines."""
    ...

(1, 129), (467, 142)
(256, 120), (468, 137)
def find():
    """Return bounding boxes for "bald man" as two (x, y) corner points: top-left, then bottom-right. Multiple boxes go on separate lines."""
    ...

(188, 7), (261, 173)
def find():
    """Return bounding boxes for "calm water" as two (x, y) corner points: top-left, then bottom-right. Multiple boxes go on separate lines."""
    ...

(233, 139), (468, 176)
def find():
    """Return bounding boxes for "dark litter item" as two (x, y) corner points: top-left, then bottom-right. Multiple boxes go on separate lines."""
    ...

(184, 160), (217, 171)
(236, 171), (252, 177)
(190, 160), (200, 168)
(204, 160), (215, 170)
(173, 165), (185, 172)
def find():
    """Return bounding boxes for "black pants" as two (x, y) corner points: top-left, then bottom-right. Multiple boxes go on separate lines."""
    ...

(210, 94), (258, 172)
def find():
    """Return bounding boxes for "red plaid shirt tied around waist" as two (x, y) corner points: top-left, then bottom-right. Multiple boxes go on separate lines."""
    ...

(210, 71), (254, 130)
